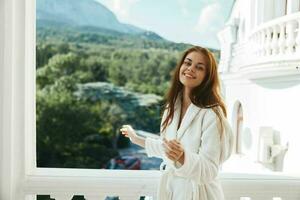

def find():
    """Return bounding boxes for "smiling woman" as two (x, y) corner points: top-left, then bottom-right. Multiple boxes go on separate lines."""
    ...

(120, 46), (234, 200)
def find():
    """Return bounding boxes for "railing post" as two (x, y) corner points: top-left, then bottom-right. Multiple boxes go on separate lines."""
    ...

(286, 20), (296, 53)
(254, 32), (260, 57)
(25, 195), (36, 200)
(51, 195), (73, 200)
(295, 19), (300, 54)
(119, 195), (141, 200)
(271, 25), (280, 55)
(265, 28), (272, 56)
(85, 195), (106, 200)
(260, 29), (267, 56)
(278, 22), (286, 55)
(257, 30), (265, 57)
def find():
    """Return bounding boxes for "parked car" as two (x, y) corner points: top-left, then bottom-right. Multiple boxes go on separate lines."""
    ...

(105, 155), (141, 170)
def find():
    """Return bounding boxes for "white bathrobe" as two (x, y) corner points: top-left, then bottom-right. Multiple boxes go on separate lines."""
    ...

(145, 98), (233, 200)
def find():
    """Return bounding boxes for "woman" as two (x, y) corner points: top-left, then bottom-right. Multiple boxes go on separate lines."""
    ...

(120, 46), (233, 200)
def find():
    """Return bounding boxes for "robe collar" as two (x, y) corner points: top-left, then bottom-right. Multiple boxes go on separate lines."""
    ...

(166, 94), (201, 141)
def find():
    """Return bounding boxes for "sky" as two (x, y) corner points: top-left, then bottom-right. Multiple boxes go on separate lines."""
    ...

(97, 0), (234, 49)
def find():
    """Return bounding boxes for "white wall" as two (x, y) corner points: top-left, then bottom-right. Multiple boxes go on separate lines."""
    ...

(225, 80), (300, 173)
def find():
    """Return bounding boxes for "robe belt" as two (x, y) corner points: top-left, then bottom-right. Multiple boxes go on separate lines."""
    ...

(158, 161), (201, 200)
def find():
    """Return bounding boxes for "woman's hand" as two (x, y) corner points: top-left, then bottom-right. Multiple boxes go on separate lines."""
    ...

(163, 138), (185, 164)
(120, 125), (138, 143)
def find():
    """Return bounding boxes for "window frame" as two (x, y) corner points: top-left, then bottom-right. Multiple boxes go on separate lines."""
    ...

(2, 0), (300, 199)
(0, 0), (161, 199)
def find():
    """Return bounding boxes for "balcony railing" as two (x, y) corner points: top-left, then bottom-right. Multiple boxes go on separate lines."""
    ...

(229, 12), (300, 80)
(249, 12), (300, 58)
(23, 168), (300, 200)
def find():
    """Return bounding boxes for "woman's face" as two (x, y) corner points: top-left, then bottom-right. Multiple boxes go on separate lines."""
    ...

(179, 51), (207, 90)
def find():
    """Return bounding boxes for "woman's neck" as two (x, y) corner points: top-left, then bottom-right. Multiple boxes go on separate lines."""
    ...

(182, 88), (192, 108)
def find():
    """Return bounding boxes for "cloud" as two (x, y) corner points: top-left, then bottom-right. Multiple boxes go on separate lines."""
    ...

(177, 0), (189, 17)
(194, 2), (225, 47)
(98, 0), (140, 22)
(195, 3), (224, 33)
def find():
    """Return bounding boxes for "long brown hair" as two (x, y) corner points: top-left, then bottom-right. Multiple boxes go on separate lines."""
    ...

(161, 46), (227, 136)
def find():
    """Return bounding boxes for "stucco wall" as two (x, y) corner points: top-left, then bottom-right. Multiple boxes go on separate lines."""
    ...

(224, 80), (300, 173)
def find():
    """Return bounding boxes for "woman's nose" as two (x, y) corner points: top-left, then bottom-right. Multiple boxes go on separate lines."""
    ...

(187, 65), (195, 72)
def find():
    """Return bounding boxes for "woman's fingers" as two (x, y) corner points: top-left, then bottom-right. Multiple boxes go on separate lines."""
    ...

(165, 151), (177, 160)
(163, 138), (185, 162)
(165, 150), (182, 161)
(170, 139), (182, 147)
(168, 140), (183, 152)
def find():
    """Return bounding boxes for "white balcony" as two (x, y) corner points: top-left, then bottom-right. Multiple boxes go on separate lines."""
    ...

(222, 13), (300, 82)
(22, 168), (300, 200)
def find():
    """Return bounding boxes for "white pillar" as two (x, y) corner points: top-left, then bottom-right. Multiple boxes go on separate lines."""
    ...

(286, 0), (300, 14)
(217, 24), (237, 73)
(263, 0), (275, 22)
(0, 0), (29, 199)
(250, 0), (256, 29)
(255, 0), (264, 26)
(274, 0), (286, 18)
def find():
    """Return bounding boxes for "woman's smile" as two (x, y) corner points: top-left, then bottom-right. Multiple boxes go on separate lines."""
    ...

(183, 72), (196, 79)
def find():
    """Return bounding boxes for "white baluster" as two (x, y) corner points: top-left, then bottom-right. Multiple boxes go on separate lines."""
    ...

(248, 35), (255, 59)
(85, 195), (106, 200)
(240, 197), (251, 200)
(144, 196), (154, 200)
(51, 194), (73, 200)
(286, 20), (296, 53)
(265, 28), (272, 56)
(119, 195), (140, 200)
(255, 32), (260, 56)
(25, 195), (36, 200)
(263, 30), (268, 56)
(295, 19), (300, 54)
(271, 25), (280, 55)
(260, 30), (266, 56)
(278, 22), (286, 54)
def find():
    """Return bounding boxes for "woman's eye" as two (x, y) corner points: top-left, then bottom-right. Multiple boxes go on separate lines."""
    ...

(196, 65), (204, 71)
(184, 61), (191, 66)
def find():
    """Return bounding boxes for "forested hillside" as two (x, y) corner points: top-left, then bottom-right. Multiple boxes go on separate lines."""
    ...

(36, 23), (219, 169)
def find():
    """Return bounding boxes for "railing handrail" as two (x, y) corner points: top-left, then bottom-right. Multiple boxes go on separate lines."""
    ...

(28, 167), (300, 179)
(23, 168), (300, 199)
(250, 12), (300, 38)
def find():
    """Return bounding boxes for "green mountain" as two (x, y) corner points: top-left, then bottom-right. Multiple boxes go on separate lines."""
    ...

(37, 0), (143, 34)
(36, 0), (220, 55)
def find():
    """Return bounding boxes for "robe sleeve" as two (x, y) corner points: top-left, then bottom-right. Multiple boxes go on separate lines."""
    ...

(174, 109), (231, 184)
(144, 108), (168, 158)
(145, 137), (164, 158)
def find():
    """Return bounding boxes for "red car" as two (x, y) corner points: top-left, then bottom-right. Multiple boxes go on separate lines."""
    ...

(105, 155), (141, 170)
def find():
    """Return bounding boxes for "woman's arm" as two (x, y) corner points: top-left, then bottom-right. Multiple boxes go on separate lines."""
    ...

(120, 125), (165, 158)
(120, 125), (145, 147)
(132, 135), (145, 148)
